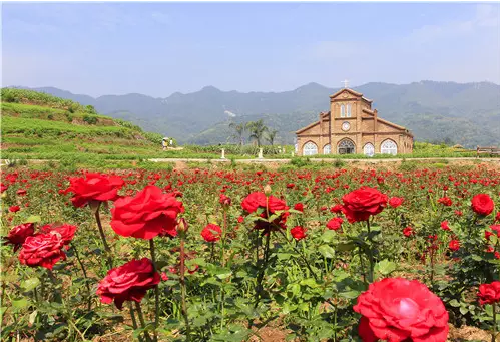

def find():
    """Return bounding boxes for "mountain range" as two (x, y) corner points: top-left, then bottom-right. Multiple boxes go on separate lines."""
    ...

(13, 80), (500, 148)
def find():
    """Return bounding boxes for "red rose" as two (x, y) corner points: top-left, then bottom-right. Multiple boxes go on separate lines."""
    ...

(496, 212), (500, 222)
(440, 221), (450, 231)
(40, 224), (77, 245)
(290, 226), (306, 241)
(16, 189), (27, 196)
(66, 173), (124, 208)
(477, 281), (500, 305)
(403, 226), (413, 237)
(330, 204), (343, 214)
(294, 203), (304, 212)
(241, 192), (289, 233)
(237, 216), (244, 223)
(449, 239), (460, 251)
(354, 278), (449, 342)
(111, 186), (184, 240)
(388, 197), (404, 208)
(471, 194), (494, 216)
(326, 217), (344, 231)
(490, 224), (500, 237)
(342, 187), (388, 223)
(5, 223), (35, 252)
(9, 206), (20, 213)
(201, 223), (221, 242)
(19, 233), (66, 270)
(1, 183), (8, 193)
(437, 197), (452, 207)
(96, 258), (160, 310)
(219, 194), (231, 207)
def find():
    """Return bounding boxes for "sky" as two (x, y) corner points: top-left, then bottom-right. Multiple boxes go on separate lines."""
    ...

(2, 2), (500, 98)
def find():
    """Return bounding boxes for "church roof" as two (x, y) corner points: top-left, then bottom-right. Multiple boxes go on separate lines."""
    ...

(330, 88), (373, 103)
(296, 120), (320, 134)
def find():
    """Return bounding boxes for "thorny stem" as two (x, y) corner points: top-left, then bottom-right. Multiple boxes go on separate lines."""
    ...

(179, 233), (191, 341)
(492, 303), (497, 342)
(134, 302), (153, 342)
(277, 229), (319, 282)
(71, 243), (92, 311)
(47, 269), (62, 304)
(93, 203), (113, 270)
(149, 240), (159, 342)
(366, 220), (375, 283)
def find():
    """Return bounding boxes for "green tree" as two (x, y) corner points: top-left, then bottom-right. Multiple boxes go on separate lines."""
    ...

(229, 122), (246, 146)
(266, 129), (278, 145)
(246, 119), (268, 147)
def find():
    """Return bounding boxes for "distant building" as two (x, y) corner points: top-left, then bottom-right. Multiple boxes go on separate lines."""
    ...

(296, 88), (413, 156)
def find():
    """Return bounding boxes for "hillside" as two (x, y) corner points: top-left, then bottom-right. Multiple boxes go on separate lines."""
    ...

(0, 88), (165, 163)
(14, 81), (500, 147)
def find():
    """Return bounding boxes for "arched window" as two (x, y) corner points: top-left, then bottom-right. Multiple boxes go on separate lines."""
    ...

(338, 139), (355, 154)
(340, 104), (345, 117)
(363, 143), (375, 157)
(381, 139), (398, 155)
(303, 141), (318, 155)
(323, 144), (331, 154)
(346, 104), (352, 117)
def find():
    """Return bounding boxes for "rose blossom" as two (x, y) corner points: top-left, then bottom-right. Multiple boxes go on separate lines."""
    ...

(40, 224), (77, 245)
(111, 185), (184, 240)
(353, 277), (449, 342)
(471, 194), (494, 216)
(449, 239), (460, 251)
(5, 223), (35, 252)
(200, 223), (221, 242)
(290, 226), (306, 241)
(19, 233), (66, 270)
(96, 258), (160, 309)
(477, 281), (500, 305)
(342, 187), (388, 223)
(66, 173), (124, 208)
(388, 197), (404, 208)
(327, 217), (344, 231)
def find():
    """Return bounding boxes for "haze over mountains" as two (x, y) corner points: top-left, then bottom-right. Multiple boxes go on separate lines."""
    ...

(15, 80), (500, 148)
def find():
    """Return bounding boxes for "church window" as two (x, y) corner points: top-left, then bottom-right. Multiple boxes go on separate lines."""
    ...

(340, 104), (345, 117)
(323, 144), (331, 154)
(363, 143), (375, 157)
(347, 104), (352, 117)
(338, 139), (355, 154)
(303, 141), (318, 155)
(381, 139), (398, 155)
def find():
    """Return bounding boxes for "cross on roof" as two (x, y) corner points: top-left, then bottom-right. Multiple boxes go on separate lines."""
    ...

(341, 79), (349, 88)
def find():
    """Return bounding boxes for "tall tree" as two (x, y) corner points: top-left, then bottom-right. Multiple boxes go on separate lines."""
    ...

(246, 119), (268, 147)
(229, 122), (246, 146)
(266, 129), (278, 145)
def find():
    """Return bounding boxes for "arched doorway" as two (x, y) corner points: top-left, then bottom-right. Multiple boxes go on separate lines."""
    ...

(381, 139), (398, 155)
(364, 143), (375, 157)
(338, 139), (355, 154)
(323, 144), (331, 154)
(303, 141), (318, 155)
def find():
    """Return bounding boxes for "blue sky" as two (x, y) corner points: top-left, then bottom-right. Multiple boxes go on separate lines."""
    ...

(2, 2), (499, 97)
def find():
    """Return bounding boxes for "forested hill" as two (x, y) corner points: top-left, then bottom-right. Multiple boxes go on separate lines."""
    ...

(13, 80), (500, 147)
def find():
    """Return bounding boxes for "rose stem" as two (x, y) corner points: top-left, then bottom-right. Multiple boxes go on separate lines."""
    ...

(71, 242), (92, 311)
(47, 269), (62, 303)
(149, 239), (160, 342)
(128, 303), (143, 342)
(366, 220), (374, 283)
(93, 202), (113, 270)
(134, 302), (153, 342)
(492, 302), (497, 342)
(179, 232), (191, 340)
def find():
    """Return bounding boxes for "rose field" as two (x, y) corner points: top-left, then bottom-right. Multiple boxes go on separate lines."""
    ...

(1, 162), (500, 342)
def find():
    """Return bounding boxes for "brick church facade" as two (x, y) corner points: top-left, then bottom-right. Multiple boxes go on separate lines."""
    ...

(295, 88), (413, 156)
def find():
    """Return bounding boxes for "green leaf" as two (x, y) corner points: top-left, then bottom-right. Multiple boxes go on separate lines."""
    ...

(300, 278), (318, 288)
(337, 242), (356, 252)
(374, 260), (397, 276)
(321, 230), (337, 243)
(12, 298), (28, 311)
(339, 290), (361, 299)
(459, 306), (469, 315)
(21, 278), (40, 292)
(449, 299), (461, 307)
(25, 215), (41, 224)
(277, 253), (293, 261)
(319, 245), (336, 259)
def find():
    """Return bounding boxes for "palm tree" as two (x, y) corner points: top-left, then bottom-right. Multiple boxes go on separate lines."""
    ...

(266, 129), (278, 145)
(246, 119), (268, 147)
(229, 122), (245, 146)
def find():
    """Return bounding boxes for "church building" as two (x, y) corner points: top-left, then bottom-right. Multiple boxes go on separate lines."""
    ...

(295, 87), (413, 156)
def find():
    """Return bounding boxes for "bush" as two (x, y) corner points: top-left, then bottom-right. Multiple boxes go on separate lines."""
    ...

(83, 115), (98, 125)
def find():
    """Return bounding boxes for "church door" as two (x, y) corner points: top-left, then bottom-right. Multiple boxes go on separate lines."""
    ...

(364, 143), (375, 157)
(338, 139), (355, 154)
